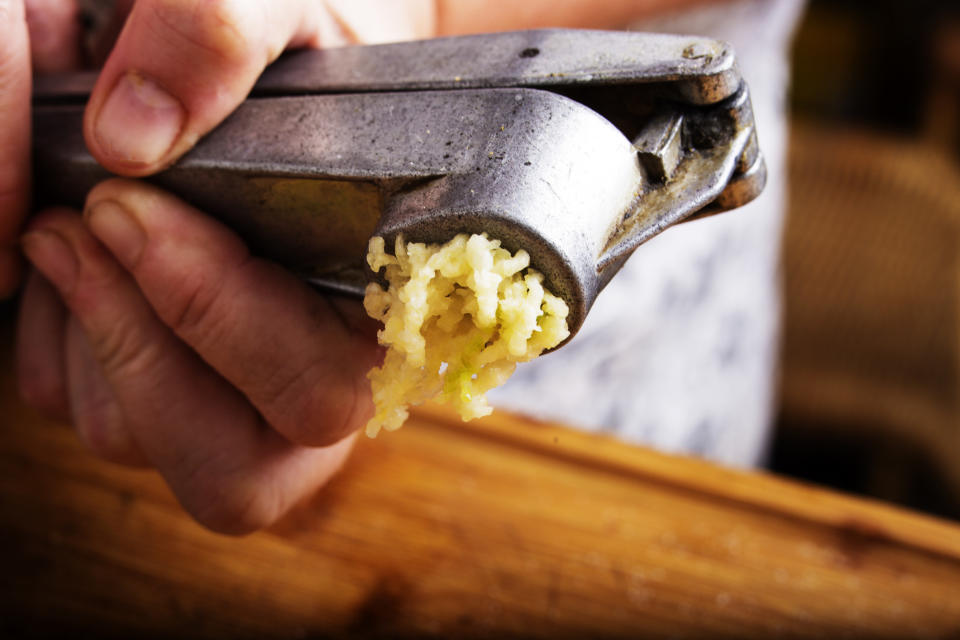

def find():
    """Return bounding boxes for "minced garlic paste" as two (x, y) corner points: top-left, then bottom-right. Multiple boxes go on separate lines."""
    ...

(363, 233), (570, 437)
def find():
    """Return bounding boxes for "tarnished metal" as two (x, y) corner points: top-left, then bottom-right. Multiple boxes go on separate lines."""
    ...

(634, 113), (684, 181)
(32, 29), (765, 341)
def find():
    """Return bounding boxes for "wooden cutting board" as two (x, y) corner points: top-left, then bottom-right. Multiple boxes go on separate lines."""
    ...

(1, 321), (959, 639)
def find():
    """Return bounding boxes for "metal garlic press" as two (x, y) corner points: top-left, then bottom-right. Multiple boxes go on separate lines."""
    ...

(33, 29), (764, 339)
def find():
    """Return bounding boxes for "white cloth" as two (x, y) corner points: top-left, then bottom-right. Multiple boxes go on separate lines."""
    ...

(489, 0), (805, 467)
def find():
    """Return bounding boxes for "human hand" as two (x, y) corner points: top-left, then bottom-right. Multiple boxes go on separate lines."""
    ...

(12, 0), (670, 533)
(15, 0), (433, 533)
(0, 0), (434, 296)
(19, 180), (382, 533)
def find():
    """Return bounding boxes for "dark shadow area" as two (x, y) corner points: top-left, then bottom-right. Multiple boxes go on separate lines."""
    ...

(771, 415), (960, 522)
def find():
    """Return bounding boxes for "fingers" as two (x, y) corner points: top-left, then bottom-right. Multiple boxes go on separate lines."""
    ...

(84, 178), (380, 447)
(24, 0), (81, 72)
(83, 0), (326, 175)
(0, 0), (31, 297)
(16, 255), (148, 465)
(22, 208), (358, 533)
(15, 268), (69, 419)
(64, 313), (149, 466)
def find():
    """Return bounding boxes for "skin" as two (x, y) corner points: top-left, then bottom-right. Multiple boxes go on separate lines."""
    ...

(4, 0), (710, 534)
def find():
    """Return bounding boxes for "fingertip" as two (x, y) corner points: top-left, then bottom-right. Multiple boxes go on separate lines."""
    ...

(83, 176), (143, 207)
(83, 0), (320, 174)
(183, 435), (358, 535)
(25, 0), (82, 73)
(185, 484), (282, 536)
(23, 207), (138, 323)
(85, 198), (146, 270)
(84, 177), (250, 282)
(16, 360), (70, 423)
(24, 205), (83, 232)
(21, 227), (79, 295)
(84, 70), (187, 176)
(15, 269), (70, 421)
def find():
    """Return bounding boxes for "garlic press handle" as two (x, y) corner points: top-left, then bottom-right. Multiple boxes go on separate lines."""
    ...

(33, 29), (765, 342)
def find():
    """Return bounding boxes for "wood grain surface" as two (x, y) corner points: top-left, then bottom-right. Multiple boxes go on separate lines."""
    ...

(1, 321), (959, 639)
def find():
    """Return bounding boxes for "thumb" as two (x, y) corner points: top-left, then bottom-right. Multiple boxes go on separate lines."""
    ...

(83, 0), (328, 176)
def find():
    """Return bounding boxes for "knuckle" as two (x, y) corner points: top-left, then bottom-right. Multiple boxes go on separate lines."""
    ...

(146, 0), (263, 67)
(88, 316), (162, 381)
(161, 270), (228, 345)
(152, 250), (251, 353)
(173, 442), (283, 535)
(319, 374), (370, 443)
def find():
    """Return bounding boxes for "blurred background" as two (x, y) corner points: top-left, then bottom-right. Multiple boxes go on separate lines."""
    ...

(769, 0), (960, 520)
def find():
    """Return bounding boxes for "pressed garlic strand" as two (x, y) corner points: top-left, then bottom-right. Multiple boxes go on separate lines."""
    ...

(363, 233), (570, 437)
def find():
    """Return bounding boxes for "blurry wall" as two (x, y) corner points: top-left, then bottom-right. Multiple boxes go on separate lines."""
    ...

(770, 0), (960, 519)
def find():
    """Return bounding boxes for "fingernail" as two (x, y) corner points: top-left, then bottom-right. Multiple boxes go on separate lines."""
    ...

(22, 231), (79, 293)
(86, 200), (146, 269)
(94, 71), (185, 168)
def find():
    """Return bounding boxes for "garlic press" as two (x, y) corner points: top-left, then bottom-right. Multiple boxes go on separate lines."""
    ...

(33, 29), (765, 339)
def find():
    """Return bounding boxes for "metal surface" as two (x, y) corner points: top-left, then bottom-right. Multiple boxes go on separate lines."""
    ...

(32, 29), (765, 341)
(33, 30), (741, 105)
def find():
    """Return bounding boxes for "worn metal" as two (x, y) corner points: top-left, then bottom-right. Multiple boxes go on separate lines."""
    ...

(634, 113), (684, 182)
(32, 29), (765, 341)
